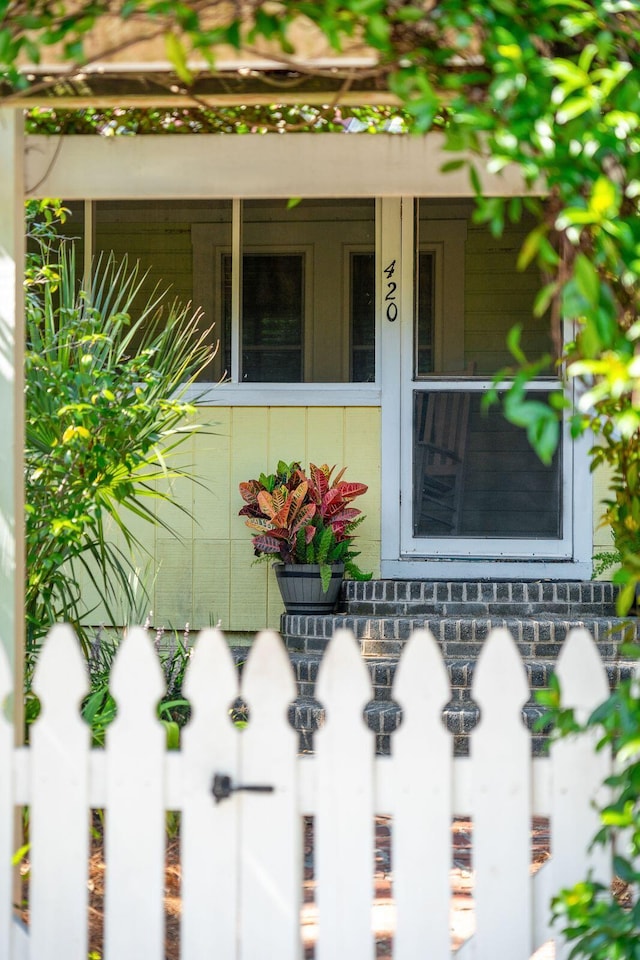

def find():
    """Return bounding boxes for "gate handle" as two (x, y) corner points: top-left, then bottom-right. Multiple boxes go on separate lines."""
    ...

(212, 773), (275, 804)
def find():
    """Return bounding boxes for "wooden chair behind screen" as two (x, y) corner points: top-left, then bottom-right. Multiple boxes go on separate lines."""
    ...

(413, 388), (471, 535)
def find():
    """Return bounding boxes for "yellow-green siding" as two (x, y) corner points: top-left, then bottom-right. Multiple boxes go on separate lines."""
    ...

(139, 406), (381, 633)
(592, 461), (616, 579)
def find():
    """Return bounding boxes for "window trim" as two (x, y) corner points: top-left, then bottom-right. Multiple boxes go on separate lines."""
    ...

(181, 382), (381, 405)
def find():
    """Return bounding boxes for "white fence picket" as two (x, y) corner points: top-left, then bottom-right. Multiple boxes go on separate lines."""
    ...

(315, 628), (376, 960)
(0, 640), (12, 960)
(551, 628), (612, 960)
(29, 624), (90, 960)
(181, 628), (241, 960)
(391, 629), (452, 960)
(239, 630), (300, 960)
(104, 627), (166, 960)
(471, 628), (532, 960)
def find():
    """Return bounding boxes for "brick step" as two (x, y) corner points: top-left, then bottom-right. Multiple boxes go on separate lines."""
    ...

(341, 579), (619, 617)
(282, 613), (640, 656)
(289, 696), (553, 757)
(289, 652), (636, 704)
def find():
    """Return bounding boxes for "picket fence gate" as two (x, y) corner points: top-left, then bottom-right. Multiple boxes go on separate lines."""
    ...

(0, 624), (615, 960)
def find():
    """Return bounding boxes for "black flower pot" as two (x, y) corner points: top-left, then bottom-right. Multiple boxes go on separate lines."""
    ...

(275, 562), (345, 615)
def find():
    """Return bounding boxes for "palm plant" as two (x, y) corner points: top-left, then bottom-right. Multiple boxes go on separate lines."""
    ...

(25, 201), (215, 648)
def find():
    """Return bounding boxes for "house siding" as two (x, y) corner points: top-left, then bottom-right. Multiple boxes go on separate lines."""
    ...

(147, 406), (382, 633)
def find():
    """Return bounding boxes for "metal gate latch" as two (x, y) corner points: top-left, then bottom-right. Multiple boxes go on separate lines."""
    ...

(211, 773), (275, 804)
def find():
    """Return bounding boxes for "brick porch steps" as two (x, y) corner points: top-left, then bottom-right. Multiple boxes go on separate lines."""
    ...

(283, 613), (637, 656)
(286, 652), (635, 756)
(277, 579), (640, 756)
(343, 579), (620, 616)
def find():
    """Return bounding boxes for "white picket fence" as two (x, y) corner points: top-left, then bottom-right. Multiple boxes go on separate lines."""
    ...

(0, 624), (615, 960)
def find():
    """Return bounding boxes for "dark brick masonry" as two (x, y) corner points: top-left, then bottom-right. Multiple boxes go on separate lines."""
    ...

(278, 579), (639, 757)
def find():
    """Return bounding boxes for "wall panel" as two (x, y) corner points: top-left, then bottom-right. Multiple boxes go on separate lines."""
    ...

(149, 406), (382, 633)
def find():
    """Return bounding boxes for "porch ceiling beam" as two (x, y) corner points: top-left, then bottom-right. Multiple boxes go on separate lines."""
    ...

(25, 132), (536, 200)
(5, 66), (398, 109)
(12, 90), (400, 108)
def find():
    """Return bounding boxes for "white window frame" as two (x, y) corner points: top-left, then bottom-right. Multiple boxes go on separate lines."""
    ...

(189, 198), (380, 405)
(380, 197), (593, 579)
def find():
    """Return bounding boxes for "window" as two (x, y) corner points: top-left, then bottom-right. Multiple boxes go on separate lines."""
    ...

(216, 198), (376, 384)
(223, 253), (304, 382)
(92, 198), (377, 389)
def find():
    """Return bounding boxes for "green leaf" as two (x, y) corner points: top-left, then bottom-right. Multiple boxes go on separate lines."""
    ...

(574, 253), (600, 306)
(557, 96), (596, 124)
(469, 164), (482, 196)
(161, 719), (181, 750)
(441, 159), (466, 173)
(517, 224), (548, 271)
(164, 31), (193, 85)
(534, 281), (558, 317)
(590, 176), (618, 218)
(364, 13), (390, 46)
(506, 324), (526, 364)
(12, 842), (30, 867)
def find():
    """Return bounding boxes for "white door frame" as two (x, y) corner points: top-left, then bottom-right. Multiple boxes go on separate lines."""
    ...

(380, 197), (593, 580)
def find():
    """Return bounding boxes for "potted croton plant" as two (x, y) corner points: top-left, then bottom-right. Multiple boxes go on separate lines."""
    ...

(238, 460), (371, 614)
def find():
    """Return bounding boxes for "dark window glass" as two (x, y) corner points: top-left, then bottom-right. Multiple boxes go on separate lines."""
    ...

(415, 252), (434, 377)
(413, 390), (562, 538)
(351, 253), (375, 382)
(223, 254), (304, 382)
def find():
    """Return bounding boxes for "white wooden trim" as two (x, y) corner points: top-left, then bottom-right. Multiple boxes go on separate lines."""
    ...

(24, 133), (535, 200)
(382, 557), (593, 578)
(184, 383), (381, 405)
(231, 198), (242, 383)
(379, 198), (404, 566)
(0, 108), (25, 723)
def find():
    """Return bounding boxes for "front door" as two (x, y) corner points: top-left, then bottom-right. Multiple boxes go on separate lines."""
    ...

(380, 198), (591, 579)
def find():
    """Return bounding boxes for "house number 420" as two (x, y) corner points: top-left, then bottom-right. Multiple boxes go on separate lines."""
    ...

(384, 260), (398, 322)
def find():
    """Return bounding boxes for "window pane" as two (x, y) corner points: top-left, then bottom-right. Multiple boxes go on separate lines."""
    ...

(415, 251), (434, 377)
(418, 199), (556, 377)
(223, 254), (304, 382)
(95, 199), (229, 382)
(240, 197), (376, 383)
(351, 253), (375, 382)
(413, 390), (562, 538)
